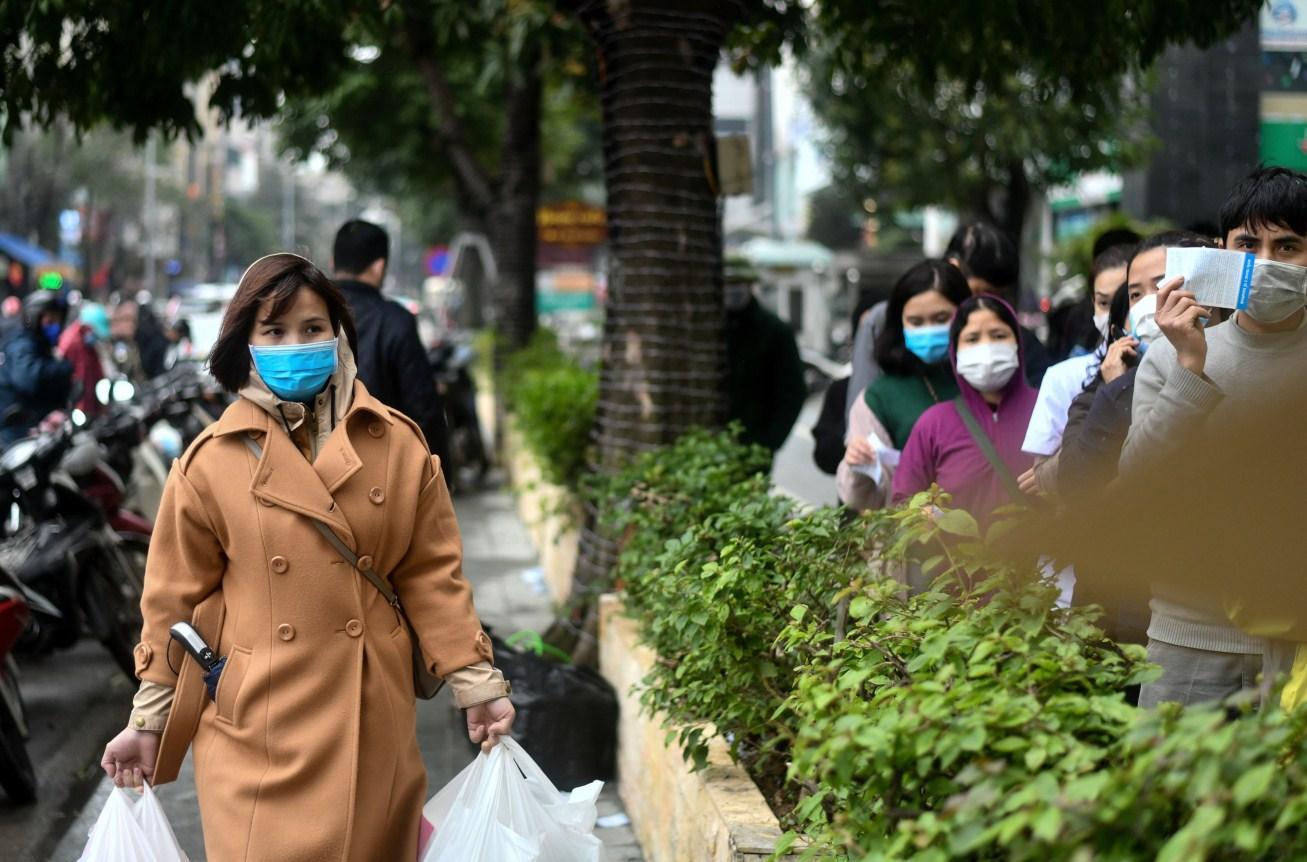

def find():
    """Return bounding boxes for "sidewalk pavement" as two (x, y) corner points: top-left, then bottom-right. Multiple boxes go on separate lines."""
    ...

(49, 482), (642, 861)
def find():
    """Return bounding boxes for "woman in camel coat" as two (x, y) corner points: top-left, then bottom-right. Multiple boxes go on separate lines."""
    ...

(101, 253), (514, 861)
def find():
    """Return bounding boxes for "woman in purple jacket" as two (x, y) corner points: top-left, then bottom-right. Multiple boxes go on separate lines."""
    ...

(892, 295), (1038, 526)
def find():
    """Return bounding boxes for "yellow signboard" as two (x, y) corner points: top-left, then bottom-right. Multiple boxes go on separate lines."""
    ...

(537, 202), (606, 246)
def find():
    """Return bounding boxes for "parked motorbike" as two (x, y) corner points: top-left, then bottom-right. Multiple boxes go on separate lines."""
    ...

(429, 339), (489, 489)
(0, 418), (146, 682)
(0, 563), (36, 803)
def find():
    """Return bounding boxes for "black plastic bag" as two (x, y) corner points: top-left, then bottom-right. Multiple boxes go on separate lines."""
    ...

(468, 630), (619, 789)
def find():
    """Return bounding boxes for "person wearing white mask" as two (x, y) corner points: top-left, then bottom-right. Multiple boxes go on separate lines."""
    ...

(892, 295), (1038, 528)
(1017, 243), (1137, 498)
(1121, 167), (1307, 709)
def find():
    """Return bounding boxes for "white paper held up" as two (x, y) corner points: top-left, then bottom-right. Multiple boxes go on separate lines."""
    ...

(1164, 247), (1253, 310)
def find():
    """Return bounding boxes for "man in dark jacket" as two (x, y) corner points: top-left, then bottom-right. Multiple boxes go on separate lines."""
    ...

(332, 220), (449, 466)
(724, 257), (807, 457)
(0, 290), (73, 444)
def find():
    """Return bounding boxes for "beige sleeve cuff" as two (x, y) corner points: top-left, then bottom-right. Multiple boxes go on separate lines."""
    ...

(128, 680), (175, 733)
(446, 661), (511, 708)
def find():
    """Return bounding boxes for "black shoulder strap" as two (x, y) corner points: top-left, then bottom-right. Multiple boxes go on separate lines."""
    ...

(241, 434), (401, 609)
(952, 396), (1024, 503)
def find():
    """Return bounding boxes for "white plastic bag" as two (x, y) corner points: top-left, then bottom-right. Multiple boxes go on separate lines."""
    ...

(420, 738), (604, 862)
(79, 782), (191, 862)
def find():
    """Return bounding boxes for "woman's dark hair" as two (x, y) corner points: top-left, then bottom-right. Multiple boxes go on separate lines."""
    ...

(1107, 282), (1132, 343)
(875, 259), (972, 376)
(1091, 242), (1136, 288)
(949, 294), (1021, 357)
(208, 253), (359, 393)
(945, 220), (1019, 291)
(1218, 165), (1307, 239)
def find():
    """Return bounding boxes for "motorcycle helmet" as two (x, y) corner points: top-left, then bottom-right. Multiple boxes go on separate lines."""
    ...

(23, 289), (67, 330)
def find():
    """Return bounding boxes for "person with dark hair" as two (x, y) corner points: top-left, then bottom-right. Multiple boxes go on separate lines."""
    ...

(945, 220), (1052, 386)
(0, 289), (73, 443)
(1121, 166), (1307, 708)
(1058, 231), (1218, 502)
(100, 252), (513, 860)
(332, 219), (449, 469)
(1017, 243), (1137, 497)
(838, 260), (971, 511)
(892, 294), (1038, 527)
(724, 256), (807, 455)
(1047, 228), (1143, 362)
(843, 222), (1050, 420)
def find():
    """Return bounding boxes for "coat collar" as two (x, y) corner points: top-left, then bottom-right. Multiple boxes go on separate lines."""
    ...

(212, 379), (395, 548)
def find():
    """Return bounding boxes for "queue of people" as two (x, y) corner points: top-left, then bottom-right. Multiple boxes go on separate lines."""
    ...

(835, 165), (1307, 711)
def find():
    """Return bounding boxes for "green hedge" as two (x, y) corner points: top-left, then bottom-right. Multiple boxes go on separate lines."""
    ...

(593, 427), (1307, 861)
(502, 329), (597, 491)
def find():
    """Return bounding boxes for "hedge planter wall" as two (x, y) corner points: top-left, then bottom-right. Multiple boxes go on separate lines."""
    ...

(598, 594), (802, 862)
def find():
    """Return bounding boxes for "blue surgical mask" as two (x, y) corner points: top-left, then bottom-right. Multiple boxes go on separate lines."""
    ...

(903, 324), (951, 365)
(249, 338), (339, 402)
(42, 322), (63, 345)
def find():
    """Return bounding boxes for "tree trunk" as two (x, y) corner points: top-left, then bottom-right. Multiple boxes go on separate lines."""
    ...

(487, 53), (542, 351)
(399, 2), (540, 350)
(554, 0), (743, 662)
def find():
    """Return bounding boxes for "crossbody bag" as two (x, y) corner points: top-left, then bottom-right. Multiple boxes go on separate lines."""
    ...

(242, 434), (444, 699)
(952, 396), (1024, 504)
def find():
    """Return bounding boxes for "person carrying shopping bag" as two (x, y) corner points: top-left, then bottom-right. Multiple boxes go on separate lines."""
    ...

(99, 253), (514, 861)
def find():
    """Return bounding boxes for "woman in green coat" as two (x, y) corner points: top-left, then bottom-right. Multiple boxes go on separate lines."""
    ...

(837, 259), (972, 512)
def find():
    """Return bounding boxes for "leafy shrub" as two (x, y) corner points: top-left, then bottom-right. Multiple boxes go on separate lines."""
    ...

(592, 433), (1307, 861)
(780, 496), (1154, 859)
(502, 328), (597, 490)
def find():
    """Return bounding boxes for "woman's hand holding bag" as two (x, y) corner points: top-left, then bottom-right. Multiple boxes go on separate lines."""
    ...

(465, 696), (515, 752)
(100, 728), (161, 790)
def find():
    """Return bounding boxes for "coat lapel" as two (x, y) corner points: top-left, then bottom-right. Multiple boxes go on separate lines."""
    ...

(213, 399), (357, 546)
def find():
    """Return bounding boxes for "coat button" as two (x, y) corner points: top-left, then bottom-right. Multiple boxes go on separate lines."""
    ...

(368, 421), (385, 438)
(277, 624), (295, 641)
(135, 716), (146, 729)
(270, 556), (289, 574)
(369, 487), (385, 504)
(345, 619), (363, 638)
(357, 555), (374, 572)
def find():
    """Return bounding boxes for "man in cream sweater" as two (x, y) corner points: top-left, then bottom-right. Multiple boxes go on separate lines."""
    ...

(1121, 166), (1307, 708)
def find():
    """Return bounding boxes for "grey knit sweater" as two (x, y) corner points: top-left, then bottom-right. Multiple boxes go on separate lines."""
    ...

(1120, 313), (1307, 654)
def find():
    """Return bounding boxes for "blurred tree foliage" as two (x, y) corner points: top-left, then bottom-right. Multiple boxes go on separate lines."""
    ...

(804, 0), (1264, 240)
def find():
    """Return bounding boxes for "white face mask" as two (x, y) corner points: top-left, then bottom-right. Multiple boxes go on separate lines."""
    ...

(1092, 310), (1110, 339)
(1128, 294), (1162, 346)
(956, 341), (1020, 392)
(1246, 259), (1307, 324)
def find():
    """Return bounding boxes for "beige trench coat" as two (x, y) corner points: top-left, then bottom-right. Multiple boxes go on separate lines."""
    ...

(133, 381), (493, 861)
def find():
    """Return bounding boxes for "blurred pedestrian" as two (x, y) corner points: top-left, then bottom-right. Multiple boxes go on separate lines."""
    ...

(332, 220), (449, 468)
(58, 300), (111, 418)
(893, 295), (1038, 528)
(838, 260), (970, 512)
(724, 256), (807, 456)
(0, 290), (73, 443)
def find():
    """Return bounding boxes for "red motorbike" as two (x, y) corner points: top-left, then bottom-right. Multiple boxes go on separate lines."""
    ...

(0, 564), (36, 803)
